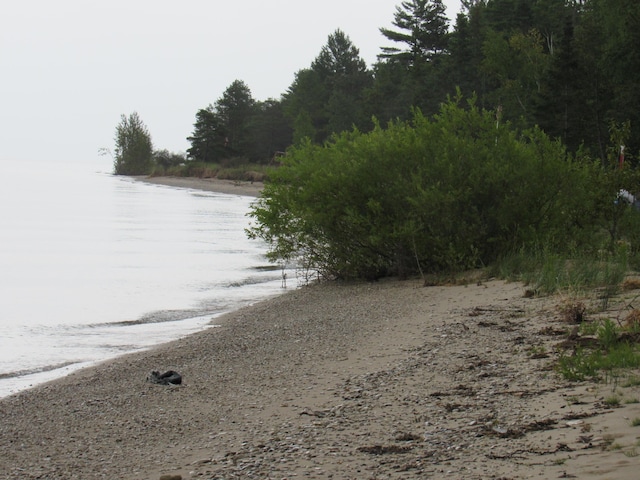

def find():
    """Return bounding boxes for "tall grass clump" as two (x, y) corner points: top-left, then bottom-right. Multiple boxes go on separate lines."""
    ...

(492, 251), (627, 297)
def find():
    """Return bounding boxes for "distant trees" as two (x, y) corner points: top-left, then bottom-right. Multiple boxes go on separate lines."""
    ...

(186, 81), (256, 164)
(243, 99), (291, 162)
(153, 149), (185, 169)
(186, 107), (227, 163)
(284, 29), (373, 144)
(186, 31), (371, 163)
(121, 0), (639, 178)
(214, 79), (255, 155)
(112, 112), (153, 175)
(187, 80), (291, 164)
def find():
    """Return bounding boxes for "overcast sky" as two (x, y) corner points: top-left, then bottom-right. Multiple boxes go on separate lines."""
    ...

(1, 0), (462, 163)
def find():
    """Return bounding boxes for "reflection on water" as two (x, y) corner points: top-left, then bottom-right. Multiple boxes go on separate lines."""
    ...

(0, 158), (285, 397)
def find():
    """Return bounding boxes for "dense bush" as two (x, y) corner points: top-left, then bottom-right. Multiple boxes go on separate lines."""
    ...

(154, 149), (186, 169)
(247, 98), (629, 280)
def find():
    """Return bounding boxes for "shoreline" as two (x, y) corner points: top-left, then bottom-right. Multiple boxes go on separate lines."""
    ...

(2, 176), (639, 479)
(1, 278), (639, 478)
(0, 174), (270, 399)
(135, 175), (263, 197)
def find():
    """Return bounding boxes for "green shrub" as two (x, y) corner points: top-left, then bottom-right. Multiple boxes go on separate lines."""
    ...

(249, 96), (603, 279)
(557, 336), (640, 381)
(181, 161), (219, 178)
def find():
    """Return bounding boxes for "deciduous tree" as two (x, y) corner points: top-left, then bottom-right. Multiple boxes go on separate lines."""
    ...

(112, 112), (153, 175)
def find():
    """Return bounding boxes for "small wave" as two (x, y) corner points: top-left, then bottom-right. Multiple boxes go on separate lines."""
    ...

(94, 309), (214, 327)
(0, 361), (80, 380)
(226, 275), (280, 288)
(252, 265), (281, 272)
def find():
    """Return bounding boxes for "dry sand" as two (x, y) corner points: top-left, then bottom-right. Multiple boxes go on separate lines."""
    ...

(2, 177), (640, 480)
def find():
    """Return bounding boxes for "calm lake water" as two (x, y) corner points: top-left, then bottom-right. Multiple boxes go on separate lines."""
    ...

(0, 158), (285, 397)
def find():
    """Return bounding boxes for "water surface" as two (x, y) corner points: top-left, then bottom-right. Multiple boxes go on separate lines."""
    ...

(0, 158), (284, 397)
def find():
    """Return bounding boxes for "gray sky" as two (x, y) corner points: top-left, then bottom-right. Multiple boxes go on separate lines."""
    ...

(1, 0), (462, 163)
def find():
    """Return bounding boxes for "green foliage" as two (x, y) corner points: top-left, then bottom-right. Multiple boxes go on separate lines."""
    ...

(557, 347), (602, 381)
(248, 97), (600, 280)
(557, 319), (640, 381)
(188, 81), (291, 165)
(174, 0), (639, 176)
(284, 30), (373, 145)
(604, 395), (621, 407)
(598, 318), (620, 351)
(216, 164), (268, 182)
(379, 0), (450, 66)
(186, 107), (227, 163)
(214, 79), (255, 154)
(180, 161), (218, 178)
(622, 376), (640, 387)
(501, 249), (628, 296)
(153, 149), (185, 169)
(243, 99), (292, 163)
(112, 112), (154, 175)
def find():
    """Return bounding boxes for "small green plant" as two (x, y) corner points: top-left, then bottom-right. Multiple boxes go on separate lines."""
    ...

(627, 319), (640, 335)
(624, 448), (639, 457)
(579, 320), (599, 336)
(557, 348), (601, 381)
(624, 397), (639, 404)
(528, 345), (548, 358)
(566, 395), (583, 405)
(622, 376), (640, 387)
(631, 417), (640, 426)
(557, 341), (640, 381)
(602, 343), (640, 370)
(604, 395), (621, 407)
(598, 319), (620, 350)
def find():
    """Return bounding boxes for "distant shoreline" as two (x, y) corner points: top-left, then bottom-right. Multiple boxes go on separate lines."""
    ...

(134, 175), (263, 197)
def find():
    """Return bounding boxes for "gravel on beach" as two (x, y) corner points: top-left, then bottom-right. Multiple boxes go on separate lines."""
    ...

(2, 279), (639, 479)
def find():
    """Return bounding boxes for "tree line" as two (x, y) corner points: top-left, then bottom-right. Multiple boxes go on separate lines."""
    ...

(112, 0), (640, 174)
(186, 0), (639, 168)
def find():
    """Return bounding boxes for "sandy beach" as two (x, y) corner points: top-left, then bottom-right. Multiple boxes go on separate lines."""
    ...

(2, 177), (640, 480)
(137, 176), (263, 197)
